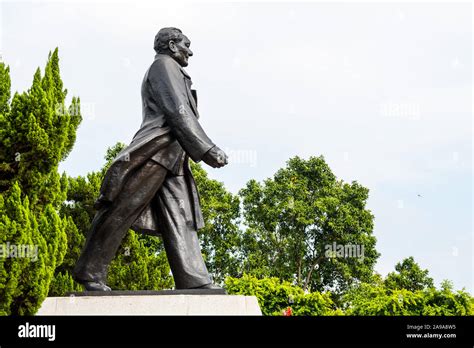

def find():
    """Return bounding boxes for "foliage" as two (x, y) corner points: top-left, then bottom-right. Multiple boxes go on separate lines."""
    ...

(0, 52), (74, 314)
(225, 258), (473, 316)
(239, 156), (379, 293)
(0, 183), (68, 314)
(191, 162), (241, 284)
(343, 281), (473, 316)
(0, 50), (81, 207)
(49, 271), (83, 296)
(107, 230), (173, 290)
(384, 256), (434, 291)
(225, 274), (339, 316)
(343, 260), (472, 316)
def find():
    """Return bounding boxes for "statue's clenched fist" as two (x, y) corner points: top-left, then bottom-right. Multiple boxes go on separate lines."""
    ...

(202, 146), (228, 168)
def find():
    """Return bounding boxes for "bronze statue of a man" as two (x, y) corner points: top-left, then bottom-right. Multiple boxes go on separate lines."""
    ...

(74, 27), (228, 291)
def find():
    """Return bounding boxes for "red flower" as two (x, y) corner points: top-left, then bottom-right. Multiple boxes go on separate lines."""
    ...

(283, 307), (293, 316)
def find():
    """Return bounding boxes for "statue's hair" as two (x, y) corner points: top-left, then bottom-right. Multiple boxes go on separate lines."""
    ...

(154, 27), (184, 54)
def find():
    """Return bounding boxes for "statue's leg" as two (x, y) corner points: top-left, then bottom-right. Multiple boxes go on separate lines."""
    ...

(74, 160), (168, 285)
(156, 175), (212, 289)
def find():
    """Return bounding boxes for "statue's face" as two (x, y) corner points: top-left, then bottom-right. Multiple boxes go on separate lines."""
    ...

(169, 35), (193, 67)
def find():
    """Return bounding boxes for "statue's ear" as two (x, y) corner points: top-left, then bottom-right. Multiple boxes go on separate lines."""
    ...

(168, 40), (177, 53)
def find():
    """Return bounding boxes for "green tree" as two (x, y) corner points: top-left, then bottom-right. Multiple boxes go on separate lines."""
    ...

(343, 260), (472, 316)
(384, 256), (434, 291)
(239, 156), (379, 293)
(0, 51), (78, 314)
(0, 62), (11, 117)
(0, 50), (81, 207)
(0, 174), (69, 315)
(191, 162), (241, 284)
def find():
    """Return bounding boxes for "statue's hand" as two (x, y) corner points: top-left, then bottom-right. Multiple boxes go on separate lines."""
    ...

(202, 146), (228, 168)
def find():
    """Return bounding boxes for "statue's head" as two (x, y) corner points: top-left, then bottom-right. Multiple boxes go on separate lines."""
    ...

(154, 27), (193, 67)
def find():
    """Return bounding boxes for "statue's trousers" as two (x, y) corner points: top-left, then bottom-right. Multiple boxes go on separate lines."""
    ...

(74, 159), (212, 289)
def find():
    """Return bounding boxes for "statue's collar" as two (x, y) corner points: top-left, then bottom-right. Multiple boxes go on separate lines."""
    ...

(179, 67), (191, 79)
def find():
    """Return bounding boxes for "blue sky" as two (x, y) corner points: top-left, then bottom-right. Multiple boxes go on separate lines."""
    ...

(1, 0), (472, 292)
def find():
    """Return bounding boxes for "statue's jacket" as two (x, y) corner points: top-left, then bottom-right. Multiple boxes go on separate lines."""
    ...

(98, 54), (215, 235)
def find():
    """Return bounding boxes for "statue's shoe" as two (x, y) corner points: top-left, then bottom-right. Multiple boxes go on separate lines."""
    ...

(83, 281), (112, 291)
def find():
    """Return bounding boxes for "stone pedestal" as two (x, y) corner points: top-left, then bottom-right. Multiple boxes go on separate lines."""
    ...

(36, 290), (262, 315)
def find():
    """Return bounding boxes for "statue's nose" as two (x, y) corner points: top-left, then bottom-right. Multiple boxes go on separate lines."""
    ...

(188, 49), (193, 57)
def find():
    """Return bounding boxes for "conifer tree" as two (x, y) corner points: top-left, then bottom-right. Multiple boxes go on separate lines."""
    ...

(0, 51), (79, 314)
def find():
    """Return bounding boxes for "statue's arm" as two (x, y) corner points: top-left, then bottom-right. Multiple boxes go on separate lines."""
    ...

(147, 59), (215, 162)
